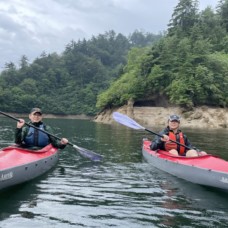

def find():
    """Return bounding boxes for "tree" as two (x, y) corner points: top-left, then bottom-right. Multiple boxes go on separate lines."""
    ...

(19, 55), (29, 69)
(217, 0), (228, 32)
(168, 0), (199, 37)
(0, 30), (166, 114)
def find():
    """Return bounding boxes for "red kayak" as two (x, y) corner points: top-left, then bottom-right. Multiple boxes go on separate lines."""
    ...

(0, 144), (59, 191)
(112, 112), (228, 191)
(142, 139), (228, 191)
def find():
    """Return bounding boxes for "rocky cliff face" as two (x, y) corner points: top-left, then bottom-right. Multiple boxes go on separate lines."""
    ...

(94, 104), (228, 129)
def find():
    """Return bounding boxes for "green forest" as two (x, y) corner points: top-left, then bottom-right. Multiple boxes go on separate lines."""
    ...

(1, 0), (228, 115)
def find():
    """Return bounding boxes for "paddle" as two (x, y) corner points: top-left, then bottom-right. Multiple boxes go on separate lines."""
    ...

(112, 111), (192, 150)
(0, 111), (103, 161)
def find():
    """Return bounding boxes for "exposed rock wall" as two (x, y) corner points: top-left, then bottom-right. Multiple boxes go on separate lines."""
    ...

(94, 105), (228, 129)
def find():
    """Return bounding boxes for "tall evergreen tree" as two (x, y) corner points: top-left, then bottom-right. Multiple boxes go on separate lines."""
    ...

(168, 0), (199, 37)
(217, 0), (228, 32)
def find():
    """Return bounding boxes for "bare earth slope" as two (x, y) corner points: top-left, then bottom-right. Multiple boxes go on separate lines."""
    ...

(94, 105), (228, 129)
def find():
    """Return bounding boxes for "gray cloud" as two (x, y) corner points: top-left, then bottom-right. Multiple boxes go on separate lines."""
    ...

(0, 0), (218, 70)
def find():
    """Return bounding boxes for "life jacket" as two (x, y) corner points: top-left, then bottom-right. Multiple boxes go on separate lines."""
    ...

(165, 131), (186, 155)
(24, 124), (50, 147)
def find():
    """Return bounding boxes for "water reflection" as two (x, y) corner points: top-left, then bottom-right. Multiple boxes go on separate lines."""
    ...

(0, 117), (228, 227)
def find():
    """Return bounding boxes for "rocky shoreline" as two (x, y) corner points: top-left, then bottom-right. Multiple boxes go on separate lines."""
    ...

(94, 105), (228, 129)
(3, 105), (228, 129)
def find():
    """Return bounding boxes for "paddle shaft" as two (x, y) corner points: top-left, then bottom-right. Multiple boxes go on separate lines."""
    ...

(0, 111), (76, 145)
(113, 112), (193, 151)
(145, 128), (192, 150)
(0, 110), (103, 161)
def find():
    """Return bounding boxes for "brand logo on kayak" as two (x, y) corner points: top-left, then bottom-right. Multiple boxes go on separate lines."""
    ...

(0, 172), (13, 181)
(220, 177), (228, 184)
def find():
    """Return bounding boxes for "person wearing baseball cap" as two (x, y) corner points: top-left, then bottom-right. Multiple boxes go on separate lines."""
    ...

(15, 107), (68, 149)
(30, 108), (42, 115)
(168, 114), (180, 122)
(150, 114), (207, 157)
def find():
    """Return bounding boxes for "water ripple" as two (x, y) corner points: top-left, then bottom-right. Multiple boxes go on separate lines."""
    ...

(1, 119), (228, 227)
(9, 163), (226, 227)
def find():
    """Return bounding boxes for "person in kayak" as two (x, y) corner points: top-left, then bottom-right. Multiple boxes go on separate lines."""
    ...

(15, 107), (68, 149)
(150, 114), (207, 157)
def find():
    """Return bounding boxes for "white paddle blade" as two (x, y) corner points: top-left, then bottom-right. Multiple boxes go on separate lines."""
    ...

(112, 112), (145, 130)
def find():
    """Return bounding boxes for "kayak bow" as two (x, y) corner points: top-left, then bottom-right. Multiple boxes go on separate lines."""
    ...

(0, 144), (59, 191)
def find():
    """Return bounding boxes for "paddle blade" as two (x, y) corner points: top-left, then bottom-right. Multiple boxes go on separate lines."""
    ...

(112, 112), (145, 130)
(72, 145), (103, 162)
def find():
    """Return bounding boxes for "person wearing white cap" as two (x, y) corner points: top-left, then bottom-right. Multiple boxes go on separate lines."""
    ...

(150, 114), (207, 157)
(15, 107), (68, 149)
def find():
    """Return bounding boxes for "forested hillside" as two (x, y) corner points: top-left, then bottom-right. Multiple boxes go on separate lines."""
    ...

(1, 0), (228, 116)
(97, 0), (228, 110)
(0, 30), (161, 115)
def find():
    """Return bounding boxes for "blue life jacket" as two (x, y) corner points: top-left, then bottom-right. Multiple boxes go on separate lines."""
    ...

(24, 124), (50, 147)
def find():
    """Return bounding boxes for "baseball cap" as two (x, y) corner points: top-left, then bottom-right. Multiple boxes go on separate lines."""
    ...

(168, 114), (180, 122)
(30, 108), (42, 115)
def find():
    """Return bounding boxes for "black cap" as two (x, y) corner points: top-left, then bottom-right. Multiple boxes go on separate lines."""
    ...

(168, 114), (180, 122)
(30, 108), (42, 115)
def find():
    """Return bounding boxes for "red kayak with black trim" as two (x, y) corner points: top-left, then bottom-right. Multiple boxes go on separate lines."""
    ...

(142, 139), (228, 191)
(0, 144), (59, 191)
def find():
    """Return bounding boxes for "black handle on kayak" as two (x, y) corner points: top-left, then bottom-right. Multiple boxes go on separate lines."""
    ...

(0, 110), (103, 161)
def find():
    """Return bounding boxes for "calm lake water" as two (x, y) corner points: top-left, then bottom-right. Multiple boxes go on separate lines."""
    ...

(0, 117), (228, 228)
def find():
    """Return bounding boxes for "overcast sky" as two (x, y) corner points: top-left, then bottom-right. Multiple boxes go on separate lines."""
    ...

(0, 0), (218, 70)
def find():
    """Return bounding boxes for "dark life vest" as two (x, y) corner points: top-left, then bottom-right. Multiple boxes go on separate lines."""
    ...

(165, 131), (186, 155)
(24, 124), (49, 147)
